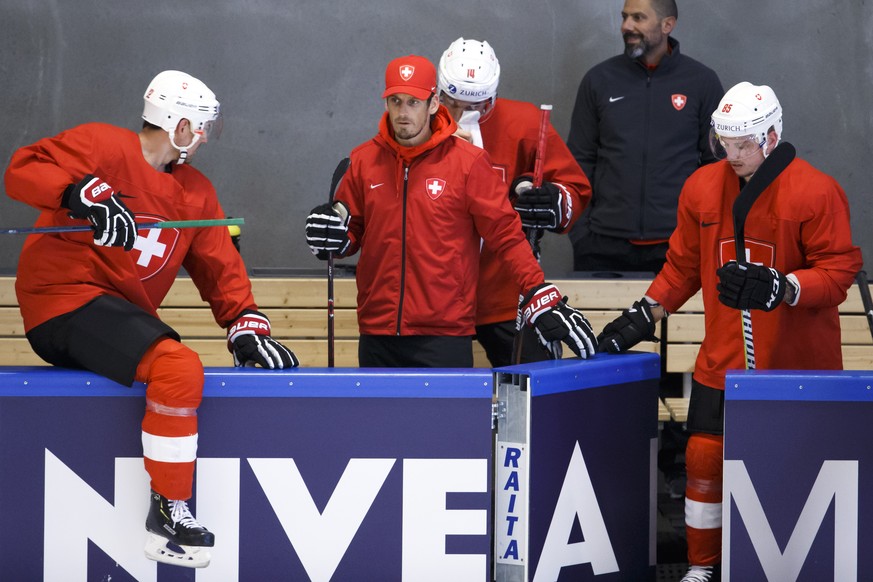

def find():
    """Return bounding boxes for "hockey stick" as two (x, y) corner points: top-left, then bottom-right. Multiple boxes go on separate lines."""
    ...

(326, 157), (351, 368)
(732, 141), (796, 369)
(513, 104), (553, 365)
(0, 217), (244, 235)
(855, 270), (873, 343)
(526, 104), (552, 257)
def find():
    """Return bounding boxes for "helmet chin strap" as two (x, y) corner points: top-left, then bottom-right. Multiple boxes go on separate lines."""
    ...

(168, 129), (201, 165)
(761, 135), (780, 159)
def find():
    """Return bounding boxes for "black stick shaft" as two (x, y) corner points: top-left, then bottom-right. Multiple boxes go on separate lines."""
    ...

(856, 270), (873, 343)
(326, 158), (351, 367)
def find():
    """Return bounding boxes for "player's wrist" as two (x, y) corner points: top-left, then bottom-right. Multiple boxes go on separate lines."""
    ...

(784, 274), (800, 306)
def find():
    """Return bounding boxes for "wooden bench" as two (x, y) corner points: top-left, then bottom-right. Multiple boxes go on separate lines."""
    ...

(1, 276), (871, 371)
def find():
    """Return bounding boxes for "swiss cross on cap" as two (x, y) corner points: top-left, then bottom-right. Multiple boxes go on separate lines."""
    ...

(399, 65), (414, 81)
(382, 55), (437, 100)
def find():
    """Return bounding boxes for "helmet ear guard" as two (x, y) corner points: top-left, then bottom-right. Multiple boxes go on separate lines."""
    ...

(710, 81), (782, 159)
(437, 38), (500, 119)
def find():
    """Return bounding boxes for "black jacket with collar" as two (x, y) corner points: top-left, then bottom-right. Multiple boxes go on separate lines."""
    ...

(567, 37), (723, 241)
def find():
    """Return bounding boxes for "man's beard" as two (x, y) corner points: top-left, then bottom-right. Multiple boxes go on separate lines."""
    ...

(623, 33), (649, 59)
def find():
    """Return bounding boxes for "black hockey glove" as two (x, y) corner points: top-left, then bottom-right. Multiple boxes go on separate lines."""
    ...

(227, 310), (299, 369)
(305, 201), (350, 260)
(511, 176), (571, 231)
(62, 174), (137, 251)
(716, 261), (787, 311)
(519, 283), (597, 359)
(597, 299), (659, 353)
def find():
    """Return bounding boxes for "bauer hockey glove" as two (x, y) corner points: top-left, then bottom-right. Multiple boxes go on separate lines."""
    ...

(305, 201), (350, 260)
(227, 310), (299, 369)
(62, 174), (137, 251)
(519, 283), (597, 359)
(716, 261), (787, 311)
(511, 176), (572, 231)
(597, 299), (659, 353)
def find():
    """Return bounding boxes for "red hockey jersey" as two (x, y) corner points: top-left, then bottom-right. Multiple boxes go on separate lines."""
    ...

(5, 123), (257, 332)
(475, 98), (592, 325)
(647, 157), (862, 389)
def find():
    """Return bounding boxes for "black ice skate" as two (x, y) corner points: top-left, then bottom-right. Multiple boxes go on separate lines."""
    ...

(144, 490), (215, 568)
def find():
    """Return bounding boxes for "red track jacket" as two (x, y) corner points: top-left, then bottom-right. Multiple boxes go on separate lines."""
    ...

(336, 106), (545, 336)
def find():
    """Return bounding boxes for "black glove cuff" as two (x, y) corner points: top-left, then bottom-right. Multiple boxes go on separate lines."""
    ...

(61, 183), (76, 210)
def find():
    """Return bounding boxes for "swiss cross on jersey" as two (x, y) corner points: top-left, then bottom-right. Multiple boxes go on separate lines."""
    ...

(672, 94), (687, 111)
(425, 178), (447, 200)
(719, 237), (775, 267)
(132, 213), (180, 280)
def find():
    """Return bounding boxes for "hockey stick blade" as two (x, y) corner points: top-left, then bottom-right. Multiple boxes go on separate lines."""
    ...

(0, 217), (244, 236)
(328, 158), (351, 205)
(732, 142), (796, 262)
(730, 141), (795, 371)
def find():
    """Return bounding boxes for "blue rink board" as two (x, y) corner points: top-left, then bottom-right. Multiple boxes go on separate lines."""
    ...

(725, 369), (873, 401)
(0, 365), (495, 580)
(0, 365), (493, 397)
(496, 351), (660, 395)
(724, 369), (873, 580)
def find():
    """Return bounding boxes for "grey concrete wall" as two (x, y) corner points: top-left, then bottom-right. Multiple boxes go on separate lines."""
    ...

(1, 0), (871, 278)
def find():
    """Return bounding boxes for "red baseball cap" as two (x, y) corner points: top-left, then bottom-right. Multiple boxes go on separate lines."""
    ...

(382, 55), (437, 100)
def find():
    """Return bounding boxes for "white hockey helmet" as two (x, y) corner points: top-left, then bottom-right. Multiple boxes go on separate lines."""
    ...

(437, 38), (500, 119)
(142, 70), (222, 164)
(709, 82), (782, 159)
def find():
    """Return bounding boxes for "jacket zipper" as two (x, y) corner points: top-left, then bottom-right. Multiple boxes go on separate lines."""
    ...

(640, 73), (652, 236)
(396, 165), (409, 335)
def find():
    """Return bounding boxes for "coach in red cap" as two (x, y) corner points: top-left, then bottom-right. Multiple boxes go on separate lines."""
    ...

(305, 55), (598, 367)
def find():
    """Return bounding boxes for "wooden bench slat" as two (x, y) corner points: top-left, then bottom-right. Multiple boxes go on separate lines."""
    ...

(663, 397), (689, 423)
(667, 313), (873, 345)
(1, 277), (871, 373)
(666, 344), (873, 374)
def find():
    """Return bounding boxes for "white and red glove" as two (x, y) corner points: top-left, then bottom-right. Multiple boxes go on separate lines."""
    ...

(519, 283), (596, 359)
(62, 174), (137, 250)
(227, 310), (299, 369)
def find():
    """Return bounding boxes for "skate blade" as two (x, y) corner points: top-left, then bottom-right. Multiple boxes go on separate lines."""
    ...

(144, 532), (211, 568)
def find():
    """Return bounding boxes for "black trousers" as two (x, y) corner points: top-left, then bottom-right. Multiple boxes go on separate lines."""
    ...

(687, 379), (725, 435)
(475, 320), (551, 368)
(25, 294), (179, 386)
(358, 334), (474, 368)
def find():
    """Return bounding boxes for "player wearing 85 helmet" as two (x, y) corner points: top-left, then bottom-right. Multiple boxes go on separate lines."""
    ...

(4, 69), (297, 569)
(436, 37), (593, 367)
(708, 81), (782, 179)
(596, 81), (861, 582)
